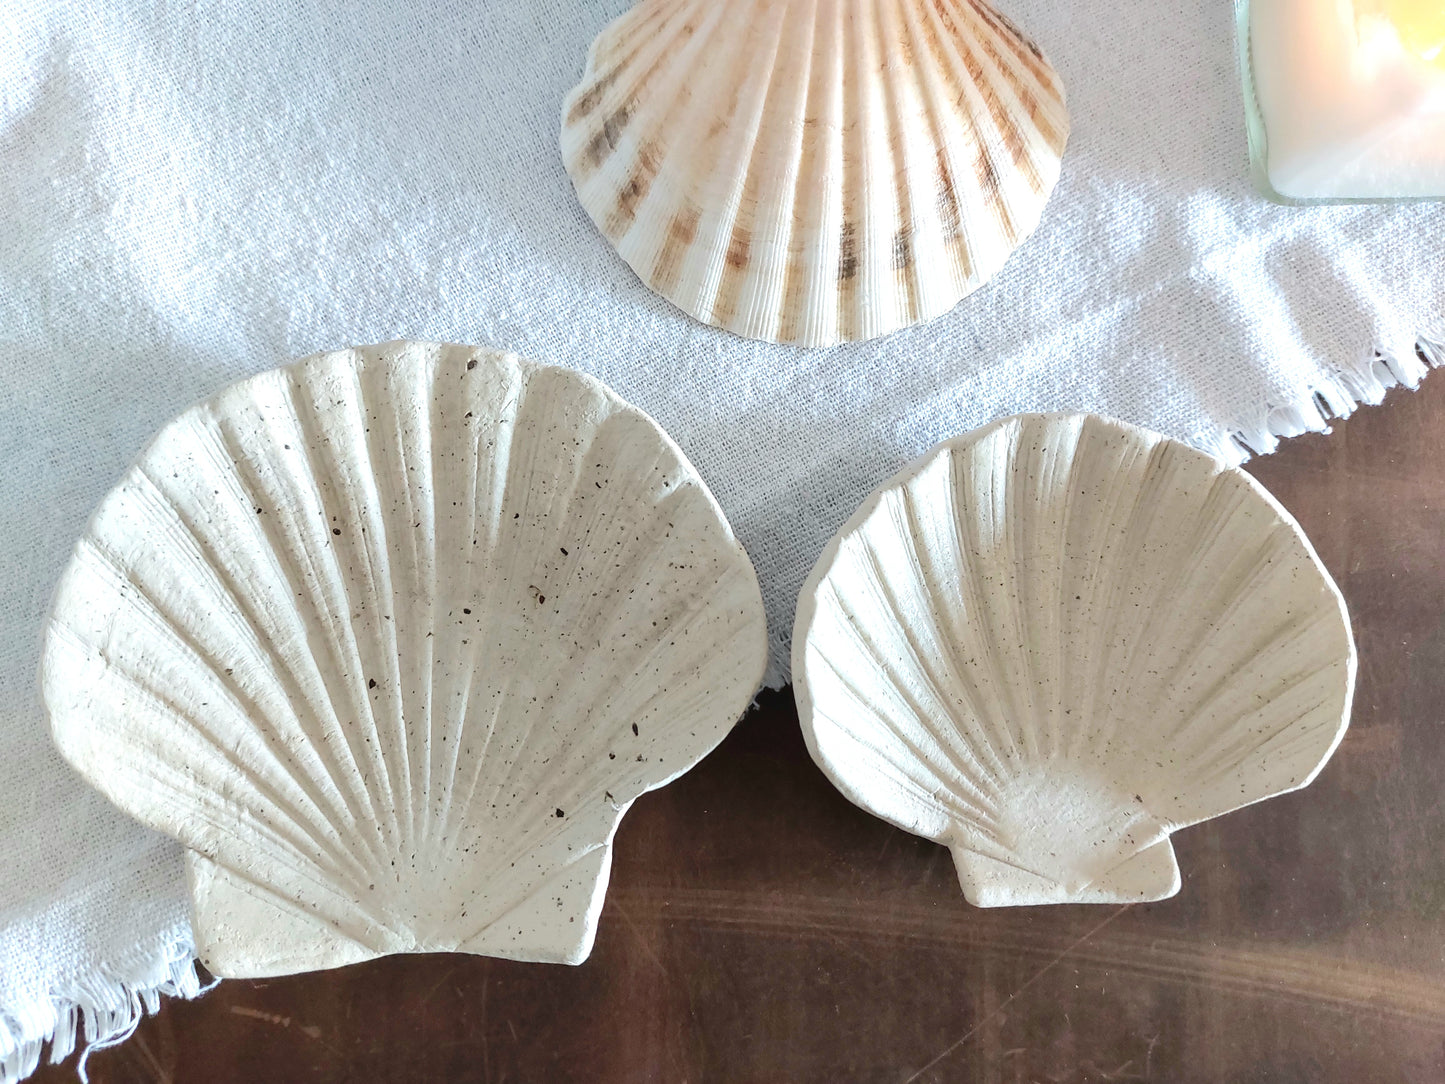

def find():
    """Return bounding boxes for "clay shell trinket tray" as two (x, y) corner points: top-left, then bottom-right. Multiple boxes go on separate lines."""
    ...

(42, 340), (768, 978)
(793, 413), (1356, 907)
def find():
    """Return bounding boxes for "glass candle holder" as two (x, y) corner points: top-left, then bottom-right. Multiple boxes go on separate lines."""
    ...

(1237, 0), (1445, 203)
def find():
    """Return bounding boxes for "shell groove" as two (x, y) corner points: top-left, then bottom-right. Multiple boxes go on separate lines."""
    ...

(561, 0), (1069, 347)
(44, 341), (767, 976)
(793, 413), (1354, 906)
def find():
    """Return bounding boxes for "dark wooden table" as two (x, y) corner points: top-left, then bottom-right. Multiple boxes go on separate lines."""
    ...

(34, 377), (1445, 1083)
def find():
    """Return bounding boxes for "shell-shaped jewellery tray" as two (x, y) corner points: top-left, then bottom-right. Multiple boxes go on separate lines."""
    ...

(44, 341), (768, 976)
(793, 412), (1355, 907)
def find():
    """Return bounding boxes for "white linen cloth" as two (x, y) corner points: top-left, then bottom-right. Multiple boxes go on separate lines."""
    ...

(1, 0), (1440, 1077)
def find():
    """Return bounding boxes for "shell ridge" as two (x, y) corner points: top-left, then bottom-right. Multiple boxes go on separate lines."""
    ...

(874, 0), (928, 329)
(456, 454), (748, 846)
(1003, 422), (1052, 764)
(435, 398), (639, 853)
(960, 422), (1039, 763)
(888, 482), (1016, 796)
(814, 687), (1005, 832)
(575, 473), (743, 653)
(578, 3), (713, 231)
(278, 367), (442, 872)
(687, 3), (792, 329)
(1047, 416), (1098, 764)
(807, 650), (1002, 830)
(563, 0), (1067, 345)
(813, 564), (1004, 822)
(1131, 551), (1304, 757)
(1011, 426), (1073, 764)
(961, 0), (1066, 152)
(629, 2), (765, 300)
(443, 798), (619, 946)
(115, 463), (387, 867)
(912, 444), (1016, 773)
(69, 608), (376, 893)
(464, 370), (617, 831)
(717, 0), (822, 339)
(955, 0), (1062, 122)
(551, 562), (747, 754)
(57, 620), (378, 902)
(831, 0), (869, 341)
(950, 833), (1076, 890)
(776, 0), (836, 344)
(1181, 685), (1341, 817)
(443, 665), (514, 853)
(416, 348), (448, 852)
(1169, 618), (1348, 796)
(922, 0), (1066, 299)
(452, 837), (615, 961)
(430, 352), (529, 850)
(429, 648), (493, 859)
(1074, 426), (1165, 762)
(321, 355), (424, 851)
(1097, 456), (1242, 752)
(926, 0), (1038, 227)
(905, 0), (981, 298)
(162, 405), (392, 839)
(1133, 521), (1323, 754)
(567, 0), (679, 133)
(189, 855), (388, 968)
(516, 424), (675, 649)
(960, 423), (1037, 760)
(1052, 826), (1177, 900)
(901, 477), (1018, 786)
(1058, 421), (1141, 766)
(351, 351), (429, 851)
(375, 346), (445, 852)
(916, 452), (1017, 782)
(445, 372), (649, 852)
(277, 360), (413, 856)
(418, 348), (468, 855)
(525, 409), (665, 651)
(1074, 436), (1211, 760)
(203, 387), (409, 868)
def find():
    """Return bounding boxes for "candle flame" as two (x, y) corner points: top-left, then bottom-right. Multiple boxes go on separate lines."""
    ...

(1355, 0), (1445, 67)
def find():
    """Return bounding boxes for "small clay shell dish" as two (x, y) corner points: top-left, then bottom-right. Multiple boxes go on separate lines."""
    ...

(793, 413), (1355, 906)
(561, 0), (1070, 346)
(43, 341), (768, 976)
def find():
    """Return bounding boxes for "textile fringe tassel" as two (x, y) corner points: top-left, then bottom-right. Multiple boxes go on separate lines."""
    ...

(0, 932), (213, 1084)
(1221, 333), (1444, 463)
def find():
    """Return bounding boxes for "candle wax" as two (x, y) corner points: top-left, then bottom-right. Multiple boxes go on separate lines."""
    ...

(1247, 0), (1445, 201)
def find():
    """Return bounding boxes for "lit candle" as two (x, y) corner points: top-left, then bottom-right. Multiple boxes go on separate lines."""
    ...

(1246, 0), (1445, 200)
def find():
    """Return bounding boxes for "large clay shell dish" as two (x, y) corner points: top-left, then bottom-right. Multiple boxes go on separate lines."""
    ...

(561, 0), (1070, 346)
(794, 413), (1355, 906)
(44, 341), (767, 976)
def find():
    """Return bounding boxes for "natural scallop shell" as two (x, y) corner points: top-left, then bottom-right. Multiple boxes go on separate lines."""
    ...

(43, 340), (767, 976)
(560, 0), (1070, 347)
(793, 413), (1354, 906)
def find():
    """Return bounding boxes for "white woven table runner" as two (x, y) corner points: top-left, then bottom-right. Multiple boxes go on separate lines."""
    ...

(2, 0), (1440, 1077)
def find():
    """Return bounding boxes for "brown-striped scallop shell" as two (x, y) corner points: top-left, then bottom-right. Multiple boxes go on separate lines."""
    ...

(560, 0), (1070, 347)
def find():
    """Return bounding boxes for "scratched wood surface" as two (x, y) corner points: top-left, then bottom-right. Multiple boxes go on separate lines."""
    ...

(33, 376), (1445, 1083)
